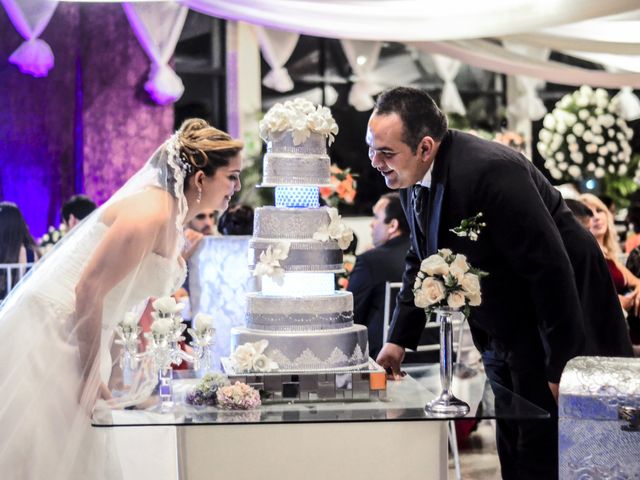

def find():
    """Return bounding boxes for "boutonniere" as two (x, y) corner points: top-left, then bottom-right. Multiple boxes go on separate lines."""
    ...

(450, 212), (486, 241)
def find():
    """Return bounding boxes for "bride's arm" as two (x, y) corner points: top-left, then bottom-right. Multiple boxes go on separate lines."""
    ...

(74, 196), (171, 385)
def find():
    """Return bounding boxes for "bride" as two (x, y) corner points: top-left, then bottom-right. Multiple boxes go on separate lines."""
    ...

(0, 119), (243, 479)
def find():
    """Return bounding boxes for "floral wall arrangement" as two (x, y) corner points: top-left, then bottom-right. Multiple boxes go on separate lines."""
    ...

(537, 85), (637, 204)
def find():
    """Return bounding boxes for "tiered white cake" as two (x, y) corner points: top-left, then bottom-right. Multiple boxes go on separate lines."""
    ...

(229, 99), (369, 372)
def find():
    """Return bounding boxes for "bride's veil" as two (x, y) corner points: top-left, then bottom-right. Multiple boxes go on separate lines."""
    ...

(0, 131), (189, 478)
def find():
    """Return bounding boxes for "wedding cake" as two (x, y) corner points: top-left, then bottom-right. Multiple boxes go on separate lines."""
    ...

(229, 99), (369, 372)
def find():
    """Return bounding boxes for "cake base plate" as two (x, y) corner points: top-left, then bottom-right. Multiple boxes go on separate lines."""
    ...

(221, 358), (387, 403)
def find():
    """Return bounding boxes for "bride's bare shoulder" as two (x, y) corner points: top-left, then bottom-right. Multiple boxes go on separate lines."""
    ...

(101, 189), (176, 229)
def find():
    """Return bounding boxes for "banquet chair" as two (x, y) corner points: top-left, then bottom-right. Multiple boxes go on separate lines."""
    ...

(0, 262), (34, 299)
(382, 281), (468, 480)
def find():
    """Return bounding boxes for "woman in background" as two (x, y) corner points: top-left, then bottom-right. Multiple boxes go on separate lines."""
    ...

(580, 193), (640, 345)
(0, 201), (40, 299)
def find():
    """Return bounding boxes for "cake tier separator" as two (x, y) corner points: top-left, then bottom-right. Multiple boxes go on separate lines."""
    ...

(221, 358), (387, 403)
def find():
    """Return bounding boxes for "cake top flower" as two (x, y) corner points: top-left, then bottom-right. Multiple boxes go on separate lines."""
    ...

(259, 98), (339, 146)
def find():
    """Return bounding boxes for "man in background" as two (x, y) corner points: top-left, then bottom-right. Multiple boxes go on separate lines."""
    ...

(347, 193), (410, 358)
(61, 194), (96, 230)
(183, 209), (218, 260)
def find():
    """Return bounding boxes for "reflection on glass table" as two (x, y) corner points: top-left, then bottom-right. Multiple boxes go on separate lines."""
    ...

(93, 363), (550, 427)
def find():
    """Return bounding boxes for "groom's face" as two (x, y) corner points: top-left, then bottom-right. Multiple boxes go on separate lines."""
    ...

(366, 113), (424, 189)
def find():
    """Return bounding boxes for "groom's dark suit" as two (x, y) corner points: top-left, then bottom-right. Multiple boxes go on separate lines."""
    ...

(388, 130), (633, 479)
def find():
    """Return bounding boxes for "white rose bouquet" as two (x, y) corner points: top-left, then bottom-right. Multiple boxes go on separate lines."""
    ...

(537, 85), (635, 183)
(413, 249), (487, 318)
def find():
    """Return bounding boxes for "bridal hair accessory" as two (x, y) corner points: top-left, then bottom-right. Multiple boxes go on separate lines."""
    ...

(450, 212), (486, 241)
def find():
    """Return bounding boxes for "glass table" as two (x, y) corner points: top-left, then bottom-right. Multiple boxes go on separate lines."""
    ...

(93, 364), (549, 480)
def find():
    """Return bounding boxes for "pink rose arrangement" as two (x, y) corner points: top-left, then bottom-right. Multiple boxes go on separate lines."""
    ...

(413, 248), (487, 318)
(216, 382), (262, 410)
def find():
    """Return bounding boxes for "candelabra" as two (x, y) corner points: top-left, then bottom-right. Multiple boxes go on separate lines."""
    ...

(115, 297), (215, 411)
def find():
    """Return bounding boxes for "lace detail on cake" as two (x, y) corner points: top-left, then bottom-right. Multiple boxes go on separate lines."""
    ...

(326, 347), (349, 365)
(268, 344), (368, 371)
(350, 344), (367, 364)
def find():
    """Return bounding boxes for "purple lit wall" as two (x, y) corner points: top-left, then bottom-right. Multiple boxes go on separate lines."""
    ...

(0, 4), (173, 236)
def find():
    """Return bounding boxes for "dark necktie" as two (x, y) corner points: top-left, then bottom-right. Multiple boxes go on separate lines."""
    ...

(411, 184), (429, 235)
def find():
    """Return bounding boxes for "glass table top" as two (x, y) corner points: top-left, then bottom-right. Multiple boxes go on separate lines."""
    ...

(92, 364), (550, 427)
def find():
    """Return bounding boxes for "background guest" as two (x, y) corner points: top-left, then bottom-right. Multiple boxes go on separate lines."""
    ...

(183, 209), (218, 261)
(217, 204), (254, 235)
(61, 194), (97, 230)
(581, 193), (640, 341)
(0, 202), (40, 299)
(564, 198), (593, 229)
(347, 193), (413, 358)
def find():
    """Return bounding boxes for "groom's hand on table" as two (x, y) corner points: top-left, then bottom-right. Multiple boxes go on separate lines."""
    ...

(376, 342), (406, 380)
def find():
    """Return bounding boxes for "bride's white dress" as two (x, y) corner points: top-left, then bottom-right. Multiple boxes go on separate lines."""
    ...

(0, 222), (186, 479)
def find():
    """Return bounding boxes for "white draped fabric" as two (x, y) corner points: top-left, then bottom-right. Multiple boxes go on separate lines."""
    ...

(1, 0), (57, 77)
(502, 42), (548, 122)
(253, 26), (299, 92)
(412, 40), (640, 89)
(184, 0), (640, 42)
(431, 55), (466, 116)
(122, 2), (188, 105)
(340, 40), (382, 111)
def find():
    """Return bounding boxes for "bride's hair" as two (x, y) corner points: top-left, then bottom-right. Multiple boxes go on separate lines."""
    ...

(177, 118), (244, 181)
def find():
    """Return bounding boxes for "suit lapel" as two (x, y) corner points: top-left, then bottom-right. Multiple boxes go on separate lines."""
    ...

(425, 130), (452, 257)
(427, 183), (444, 256)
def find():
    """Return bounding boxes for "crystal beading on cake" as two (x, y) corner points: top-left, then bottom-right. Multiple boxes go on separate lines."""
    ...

(228, 98), (368, 373)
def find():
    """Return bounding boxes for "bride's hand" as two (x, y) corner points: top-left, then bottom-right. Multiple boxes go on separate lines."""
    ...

(99, 382), (113, 401)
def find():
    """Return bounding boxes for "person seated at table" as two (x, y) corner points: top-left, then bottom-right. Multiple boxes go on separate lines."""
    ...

(217, 204), (254, 235)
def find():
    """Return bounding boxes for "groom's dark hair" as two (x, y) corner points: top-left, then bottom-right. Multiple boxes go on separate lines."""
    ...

(374, 87), (448, 152)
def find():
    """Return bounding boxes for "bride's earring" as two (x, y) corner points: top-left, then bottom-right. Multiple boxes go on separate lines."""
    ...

(197, 186), (202, 204)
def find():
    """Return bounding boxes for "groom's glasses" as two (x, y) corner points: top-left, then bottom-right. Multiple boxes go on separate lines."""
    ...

(195, 213), (215, 220)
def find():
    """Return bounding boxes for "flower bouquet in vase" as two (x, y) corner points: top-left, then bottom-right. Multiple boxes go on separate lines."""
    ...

(414, 249), (487, 416)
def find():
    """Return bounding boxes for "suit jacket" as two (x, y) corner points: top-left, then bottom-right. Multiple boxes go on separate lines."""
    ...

(348, 235), (410, 357)
(389, 130), (633, 382)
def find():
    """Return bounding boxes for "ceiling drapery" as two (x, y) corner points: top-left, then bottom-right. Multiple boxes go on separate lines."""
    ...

(2, 0), (640, 108)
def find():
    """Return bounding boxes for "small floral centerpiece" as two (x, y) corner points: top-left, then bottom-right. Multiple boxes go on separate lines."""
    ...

(320, 165), (358, 207)
(38, 224), (67, 254)
(217, 382), (262, 410)
(413, 249), (487, 318)
(259, 98), (339, 146)
(229, 340), (279, 373)
(186, 373), (230, 407)
(537, 85), (635, 183)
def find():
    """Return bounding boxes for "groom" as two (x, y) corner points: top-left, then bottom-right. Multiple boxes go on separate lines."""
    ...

(368, 87), (633, 480)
